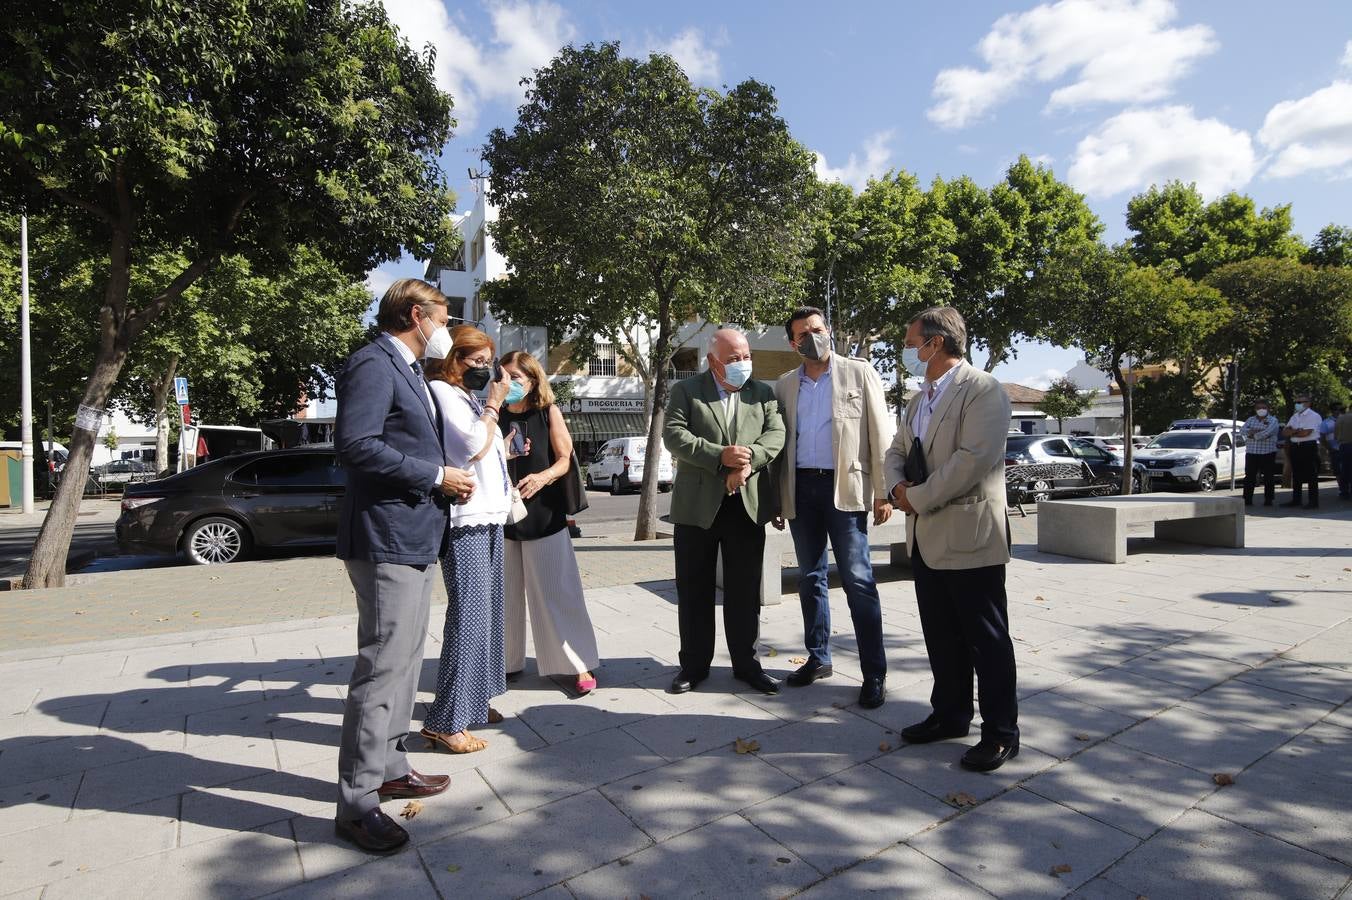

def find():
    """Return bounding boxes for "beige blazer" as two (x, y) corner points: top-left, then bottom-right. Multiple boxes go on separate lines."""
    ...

(883, 362), (1011, 570)
(774, 355), (893, 519)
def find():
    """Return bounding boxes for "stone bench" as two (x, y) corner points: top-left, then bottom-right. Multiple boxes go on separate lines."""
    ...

(717, 516), (909, 606)
(1037, 494), (1245, 564)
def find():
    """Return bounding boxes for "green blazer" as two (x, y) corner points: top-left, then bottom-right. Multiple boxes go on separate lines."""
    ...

(663, 371), (786, 528)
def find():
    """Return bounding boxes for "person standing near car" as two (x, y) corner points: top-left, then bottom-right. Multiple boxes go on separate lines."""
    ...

(1321, 403), (1345, 499)
(771, 307), (893, 709)
(1241, 399), (1279, 507)
(498, 350), (600, 696)
(333, 278), (472, 853)
(884, 306), (1019, 772)
(1282, 392), (1322, 509)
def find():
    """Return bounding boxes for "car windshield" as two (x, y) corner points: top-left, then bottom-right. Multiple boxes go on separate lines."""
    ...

(1006, 436), (1036, 454)
(1147, 433), (1213, 450)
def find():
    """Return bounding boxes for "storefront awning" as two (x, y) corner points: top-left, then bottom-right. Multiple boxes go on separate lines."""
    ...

(561, 411), (647, 444)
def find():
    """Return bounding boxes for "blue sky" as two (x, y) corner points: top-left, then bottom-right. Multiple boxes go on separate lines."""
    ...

(371, 0), (1352, 387)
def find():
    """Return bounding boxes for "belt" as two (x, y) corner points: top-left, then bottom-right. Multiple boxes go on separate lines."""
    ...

(796, 467), (834, 476)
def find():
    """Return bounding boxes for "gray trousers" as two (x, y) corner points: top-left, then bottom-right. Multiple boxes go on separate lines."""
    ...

(336, 559), (435, 819)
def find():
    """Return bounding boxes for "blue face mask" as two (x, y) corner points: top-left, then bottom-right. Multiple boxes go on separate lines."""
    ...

(722, 359), (753, 390)
(901, 340), (934, 379)
(1294, 402), (1308, 413)
(504, 381), (527, 405)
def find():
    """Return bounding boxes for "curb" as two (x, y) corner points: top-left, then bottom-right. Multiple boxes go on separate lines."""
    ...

(0, 549), (99, 591)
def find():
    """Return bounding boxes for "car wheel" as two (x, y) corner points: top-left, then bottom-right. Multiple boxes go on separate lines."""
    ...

(1130, 473), (1143, 495)
(610, 474), (625, 495)
(1030, 479), (1053, 503)
(585, 472), (594, 490)
(1197, 467), (1217, 492)
(659, 482), (672, 493)
(182, 516), (250, 565)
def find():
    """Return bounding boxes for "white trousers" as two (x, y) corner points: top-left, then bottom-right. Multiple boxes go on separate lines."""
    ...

(504, 528), (600, 676)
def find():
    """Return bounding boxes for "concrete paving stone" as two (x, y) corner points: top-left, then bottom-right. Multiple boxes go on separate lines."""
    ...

(118, 636), (263, 678)
(184, 690), (342, 750)
(99, 677), (268, 731)
(0, 771), (82, 837)
(1198, 721), (1352, 865)
(794, 842), (990, 899)
(403, 714), (550, 779)
(1182, 678), (1335, 732)
(476, 726), (665, 812)
(272, 729), (338, 772)
(1113, 646), (1252, 692)
(566, 812), (818, 899)
(421, 790), (652, 898)
(870, 737), (1056, 807)
(0, 796), (178, 893)
(0, 730), (164, 789)
(621, 680), (783, 761)
(736, 673), (868, 722)
(1327, 702), (1352, 731)
(258, 659), (349, 699)
(1049, 668), (1195, 719)
(907, 787), (1139, 899)
(1009, 616), (1086, 648)
(1018, 638), (1135, 677)
(1016, 690), (1140, 760)
(1246, 599), (1352, 629)
(749, 711), (899, 784)
(1066, 874), (1172, 899)
(71, 731), (280, 816)
(178, 758), (334, 846)
(0, 698), (107, 746)
(1021, 604), (1136, 631)
(1167, 630), (1291, 667)
(0, 887), (44, 900)
(1110, 706), (1293, 774)
(1234, 658), (1352, 705)
(744, 762), (952, 874)
(1016, 661), (1079, 698)
(1283, 623), (1352, 671)
(267, 849), (439, 900)
(512, 681), (677, 744)
(41, 819), (303, 900)
(1060, 625), (1181, 659)
(600, 750), (800, 841)
(1214, 615), (1332, 646)
(1022, 741), (1218, 839)
(1095, 808), (1350, 900)
(0, 686), (37, 718)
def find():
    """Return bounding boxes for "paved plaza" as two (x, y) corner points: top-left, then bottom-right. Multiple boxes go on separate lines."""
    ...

(1, 506), (1350, 898)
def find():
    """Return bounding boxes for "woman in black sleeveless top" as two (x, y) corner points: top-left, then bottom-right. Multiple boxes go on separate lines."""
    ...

(498, 351), (600, 694)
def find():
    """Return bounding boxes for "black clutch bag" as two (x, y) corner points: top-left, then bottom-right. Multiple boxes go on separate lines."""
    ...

(903, 439), (929, 485)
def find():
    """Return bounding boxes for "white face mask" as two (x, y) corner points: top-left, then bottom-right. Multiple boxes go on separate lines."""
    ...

(901, 340), (935, 379)
(417, 315), (453, 360)
(722, 359), (753, 390)
(1256, 409), (1268, 418)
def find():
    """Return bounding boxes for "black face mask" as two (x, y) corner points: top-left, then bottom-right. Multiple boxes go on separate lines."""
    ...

(462, 365), (493, 392)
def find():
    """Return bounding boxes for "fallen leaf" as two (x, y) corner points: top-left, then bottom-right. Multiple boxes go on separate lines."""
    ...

(156, 617), (170, 622)
(944, 791), (978, 808)
(74, 610), (86, 615)
(789, 657), (808, 666)
(446, 864), (461, 873)
(1295, 574), (1310, 579)
(764, 647), (779, 657)
(399, 800), (423, 819)
(734, 737), (760, 754)
(1073, 733), (1092, 742)
(776, 857), (791, 864)
(878, 741), (892, 752)
(1212, 773), (1235, 786)
(1034, 595), (1046, 602)
(1049, 863), (1073, 877)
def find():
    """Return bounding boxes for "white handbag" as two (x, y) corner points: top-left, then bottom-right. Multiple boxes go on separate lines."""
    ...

(507, 485), (529, 524)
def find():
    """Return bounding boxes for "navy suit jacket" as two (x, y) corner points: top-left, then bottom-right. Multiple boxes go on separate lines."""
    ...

(335, 337), (449, 565)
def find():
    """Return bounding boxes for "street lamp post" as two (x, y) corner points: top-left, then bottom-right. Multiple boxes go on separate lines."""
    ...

(19, 215), (34, 513)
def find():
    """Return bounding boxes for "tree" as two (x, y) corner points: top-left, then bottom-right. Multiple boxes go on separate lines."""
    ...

(2, 1), (456, 586)
(1035, 377), (1093, 433)
(483, 43), (817, 540)
(1047, 246), (1229, 492)
(1304, 224), (1352, 268)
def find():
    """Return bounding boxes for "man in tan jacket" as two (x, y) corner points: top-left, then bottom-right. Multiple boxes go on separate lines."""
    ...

(773, 306), (894, 709)
(884, 306), (1019, 772)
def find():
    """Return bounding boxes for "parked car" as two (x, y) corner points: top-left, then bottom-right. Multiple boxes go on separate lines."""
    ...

(1004, 435), (1145, 502)
(1136, 429), (1246, 492)
(95, 458), (156, 486)
(1081, 435), (1127, 457)
(116, 447), (343, 564)
(585, 436), (673, 494)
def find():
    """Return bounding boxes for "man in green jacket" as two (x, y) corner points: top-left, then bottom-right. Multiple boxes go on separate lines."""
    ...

(663, 328), (786, 695)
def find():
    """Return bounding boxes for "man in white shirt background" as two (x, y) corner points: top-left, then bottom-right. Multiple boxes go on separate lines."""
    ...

(1282, 392), (1323, 509)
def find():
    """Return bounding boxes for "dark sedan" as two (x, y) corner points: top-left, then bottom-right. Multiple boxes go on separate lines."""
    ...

(116, 447), (344, 564)
(1005, 435), (1145, 503)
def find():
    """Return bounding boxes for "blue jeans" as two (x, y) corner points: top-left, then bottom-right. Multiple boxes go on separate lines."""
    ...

(788, 470), (887, 679)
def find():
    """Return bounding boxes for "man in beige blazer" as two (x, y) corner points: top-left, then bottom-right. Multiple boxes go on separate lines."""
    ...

(884, 306), (1019, 772)
(772, 306), (894, 709)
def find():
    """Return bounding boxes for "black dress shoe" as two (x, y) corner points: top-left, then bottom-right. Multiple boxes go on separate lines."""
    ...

(335, 807), (409, 853)
(858, 676), (886, 709)
(669, 671), (706, 694)
(901, 716), (971, 744)
(786, 660), (833, 686)
(377, 769), (451, 799)
(736, 670), (781, 695)
(960, 737), (1020, 772)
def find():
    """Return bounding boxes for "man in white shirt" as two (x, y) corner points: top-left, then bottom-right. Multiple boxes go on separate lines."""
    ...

(1281, 392), (1323, 509)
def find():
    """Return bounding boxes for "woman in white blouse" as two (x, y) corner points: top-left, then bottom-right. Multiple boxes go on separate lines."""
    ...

(419, 325), (521, 754)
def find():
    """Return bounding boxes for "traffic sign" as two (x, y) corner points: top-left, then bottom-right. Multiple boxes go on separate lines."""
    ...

(174, 376), (189, 405)
(181, 404), (192, 425)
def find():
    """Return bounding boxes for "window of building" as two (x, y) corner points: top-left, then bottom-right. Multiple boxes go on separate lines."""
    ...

(469, 227), (486, 271)
(589, 340), (617, 376)
(445, 297), (467, 321)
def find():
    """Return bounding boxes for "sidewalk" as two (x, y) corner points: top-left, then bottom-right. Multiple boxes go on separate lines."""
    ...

(0, 508), (1349, 898)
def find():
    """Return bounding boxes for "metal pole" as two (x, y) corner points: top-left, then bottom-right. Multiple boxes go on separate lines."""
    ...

(1229, 356), (1239, 490)
(19, 215), (34, 513)
(823, 255), (836, 333)
(46, 398), (54, 496)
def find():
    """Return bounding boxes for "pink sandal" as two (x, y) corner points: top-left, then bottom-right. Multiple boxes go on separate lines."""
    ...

(576, 673), (597, 695)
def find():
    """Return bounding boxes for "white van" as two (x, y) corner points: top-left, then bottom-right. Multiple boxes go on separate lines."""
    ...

(585, 436), (674, 494)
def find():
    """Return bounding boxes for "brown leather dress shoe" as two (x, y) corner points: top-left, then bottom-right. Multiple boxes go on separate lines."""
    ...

(377, 769), (451, 799)
(335, 807), (409, 853)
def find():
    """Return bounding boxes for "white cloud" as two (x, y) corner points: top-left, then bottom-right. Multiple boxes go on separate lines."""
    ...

(1342, 39), (1352, 70)
(814, 130), (896, 190)
(928, 0), (1216, 129)
(1067, 105), (1257, 198)
(648, 27), (723, 84)
(1259, 80), (1352, 179)
(365, 267), (399, 301)
(380, 0), (576, 128)
(1019, 368), (1066, 390)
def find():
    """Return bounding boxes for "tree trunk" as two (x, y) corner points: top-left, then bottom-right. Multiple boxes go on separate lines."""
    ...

(153, 355), (180, 474)
(634, 302), (673, 541)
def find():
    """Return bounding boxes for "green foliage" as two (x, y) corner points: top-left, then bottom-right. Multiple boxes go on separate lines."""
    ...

(1304, 225), (1352, 268)
(1125, 182), (1304, 280)
(1133, 372), (1208, 435)
(1035, 376), (1094, 431)
(103, 428), (118, 452)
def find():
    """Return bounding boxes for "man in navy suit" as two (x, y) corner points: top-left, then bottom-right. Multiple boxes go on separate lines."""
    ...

(334, 278), (476, 852)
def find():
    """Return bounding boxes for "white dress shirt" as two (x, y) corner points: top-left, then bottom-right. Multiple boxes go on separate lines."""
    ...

(1286, 407), (1322, 443)
(912, 362), (961, 441)
(383, 333), (443, 489)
